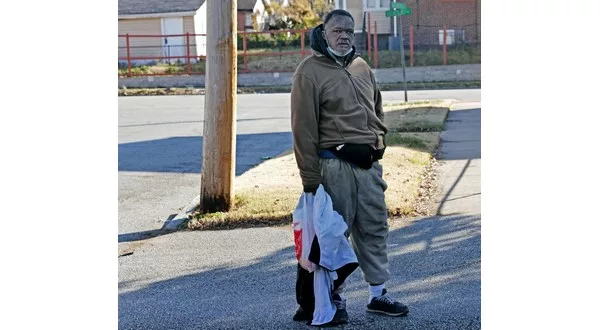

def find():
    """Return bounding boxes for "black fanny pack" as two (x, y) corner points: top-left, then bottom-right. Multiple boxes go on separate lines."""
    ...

(330, 143), (385, 169)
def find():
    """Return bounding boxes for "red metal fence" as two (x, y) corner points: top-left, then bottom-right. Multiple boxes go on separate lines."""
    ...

(118, 24), (479, 77)
(118, 29), (311, 77)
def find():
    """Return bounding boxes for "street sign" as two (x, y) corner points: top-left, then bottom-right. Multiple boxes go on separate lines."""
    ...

(385, 8), (411, 17)
(388, 2), (411, 102)
(391, 2), (407, 10)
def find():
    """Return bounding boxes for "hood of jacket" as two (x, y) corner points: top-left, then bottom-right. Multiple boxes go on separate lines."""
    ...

(309, 24), (357, 66)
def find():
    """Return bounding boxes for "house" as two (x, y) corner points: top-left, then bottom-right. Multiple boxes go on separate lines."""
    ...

(334, 0), (480, 49)
(238, 0), (268, 31)
(118, 0), (269, 65)
(118, 0), (207, 64)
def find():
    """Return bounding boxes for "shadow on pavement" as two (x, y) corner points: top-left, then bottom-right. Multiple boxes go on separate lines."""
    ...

(435, 158), (475, 215)
(118, 132), (292, 175)
(118, 214), (480, 330)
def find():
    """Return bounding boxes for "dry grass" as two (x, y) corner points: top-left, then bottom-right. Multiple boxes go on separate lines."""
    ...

(380, 142), (435, 216)
(187, 150), (301, 230)
(186, 101), (451, 231)
(383, 99), (453, 111)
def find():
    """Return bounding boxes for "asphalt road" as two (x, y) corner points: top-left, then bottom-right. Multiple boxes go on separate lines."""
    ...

(118, 215), (480, 330)
(118, 89), (480, 238)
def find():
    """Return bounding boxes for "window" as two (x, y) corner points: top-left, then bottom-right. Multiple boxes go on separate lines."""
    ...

(438, 29), (465, 45)
(244, 13), (253, 27)
(367, 0), (390, 9)
(335, 0), (347, 8)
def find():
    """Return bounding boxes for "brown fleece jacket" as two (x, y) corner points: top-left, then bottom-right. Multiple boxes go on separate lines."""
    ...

(291, 52), (388, 188)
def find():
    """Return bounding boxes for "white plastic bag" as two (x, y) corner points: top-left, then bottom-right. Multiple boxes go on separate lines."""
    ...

(292, 185), (359, 326)
(292, 191), (317, 272)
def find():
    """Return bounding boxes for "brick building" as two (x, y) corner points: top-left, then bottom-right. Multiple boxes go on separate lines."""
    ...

(337, 0), (480, 49)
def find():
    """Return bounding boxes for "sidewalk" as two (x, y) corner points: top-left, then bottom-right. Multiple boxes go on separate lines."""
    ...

(118, 101), (481, 330)
(435, 101), (481, 215)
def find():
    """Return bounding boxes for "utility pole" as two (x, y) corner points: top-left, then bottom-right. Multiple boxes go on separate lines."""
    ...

(200, 0), (237, 213)
(386, 2), (410, 102)
(393, 0), (398, 37)
(399, 13), (408, 102)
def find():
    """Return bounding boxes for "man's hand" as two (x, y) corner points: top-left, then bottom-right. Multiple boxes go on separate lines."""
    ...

(303, 184), (319, 195)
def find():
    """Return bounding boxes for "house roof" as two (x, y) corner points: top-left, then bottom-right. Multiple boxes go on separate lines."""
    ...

(238, 0), (258, 11)
(119, 0), (259, 16)
(118, 0), (205, 16)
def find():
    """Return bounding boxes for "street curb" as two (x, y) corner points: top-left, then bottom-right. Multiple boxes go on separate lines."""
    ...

(162, 195), (201, 230)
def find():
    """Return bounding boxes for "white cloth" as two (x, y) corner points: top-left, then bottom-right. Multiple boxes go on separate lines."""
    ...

(311, 268), (337, 325)
(292, 185), (358, 325)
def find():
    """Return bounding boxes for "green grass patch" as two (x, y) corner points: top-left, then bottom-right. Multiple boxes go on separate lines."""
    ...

(387, 133), (429, 151)
(395, 120), (445, 132)
(387, 132), (441, 154)
(383, 107), (449, 132)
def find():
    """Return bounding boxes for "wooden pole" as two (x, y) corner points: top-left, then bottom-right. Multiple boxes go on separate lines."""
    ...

(200, 0), (237, 213)
(399, 13), (408, 102)
(409, 25), (414, 66)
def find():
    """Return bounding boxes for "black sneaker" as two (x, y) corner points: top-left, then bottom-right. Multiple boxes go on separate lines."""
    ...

(317, 310), (348, 327)
(331, 294), (349, 324)
(312, 294), (349, 327)
(293, 306), (312, 322)
(295, 296), (349, 326)
(366, 289), (409, 317)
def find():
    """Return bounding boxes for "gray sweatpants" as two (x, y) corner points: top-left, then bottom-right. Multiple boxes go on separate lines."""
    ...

(320, 158), (390, 285)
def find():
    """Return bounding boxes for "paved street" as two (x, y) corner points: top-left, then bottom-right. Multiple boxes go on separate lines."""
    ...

(118, 215), (480, 330)
(118, 90), (481, 329)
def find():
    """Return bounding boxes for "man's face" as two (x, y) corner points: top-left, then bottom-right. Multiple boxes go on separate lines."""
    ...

(323, 15), (355, 54)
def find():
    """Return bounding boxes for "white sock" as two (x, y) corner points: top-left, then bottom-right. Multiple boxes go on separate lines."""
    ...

(368, 283), (385, 302)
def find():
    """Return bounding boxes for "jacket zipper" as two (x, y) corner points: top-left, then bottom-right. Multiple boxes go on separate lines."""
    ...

(342, 66), (376, 141)
(344, 69), (369, 128)
(318, 52), (379, 147)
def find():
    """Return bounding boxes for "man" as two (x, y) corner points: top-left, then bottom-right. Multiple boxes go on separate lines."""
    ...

(291, 9), (410, 323)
